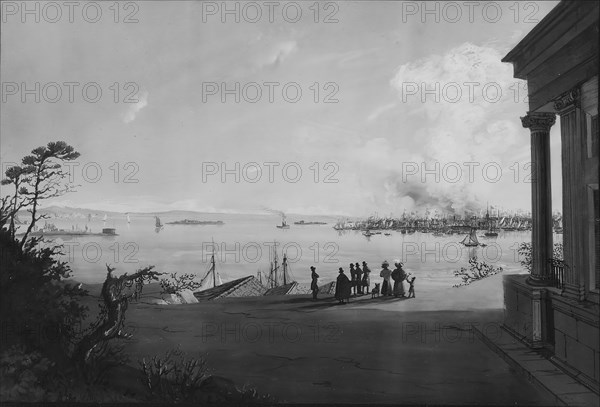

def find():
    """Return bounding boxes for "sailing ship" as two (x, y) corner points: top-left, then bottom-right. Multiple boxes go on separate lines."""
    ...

(102, 214), (108, 222)
(484, 204), (498, 237)
(276, 214), (290, 229)
(460, 228), (480, 247)
(155, 216), (163, 228)
(198, 244), (223, 290)
(554, 216), (563, 234)
(126, 214), (131, 224)
(266, 246), (293, 289)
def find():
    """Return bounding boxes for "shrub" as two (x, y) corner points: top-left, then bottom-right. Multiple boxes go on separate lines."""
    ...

(0, 346), (54, 402)
(453, 257), (503, 287)
(139, 347), (209, 403)
(0, 220), (88, 356)
(159, 273), (202, 295)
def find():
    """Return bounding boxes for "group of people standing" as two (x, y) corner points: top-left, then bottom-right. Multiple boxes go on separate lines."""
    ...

(379, 260), (409, 297)
(310, 260), (414, 304)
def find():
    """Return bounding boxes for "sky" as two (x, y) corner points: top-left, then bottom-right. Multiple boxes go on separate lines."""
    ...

(1, 1), (562, 217)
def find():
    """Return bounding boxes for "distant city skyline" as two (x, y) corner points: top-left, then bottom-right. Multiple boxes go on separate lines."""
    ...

(1, 1), (561, 216)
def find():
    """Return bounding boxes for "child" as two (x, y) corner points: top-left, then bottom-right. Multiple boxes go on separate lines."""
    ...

(407, 276), (416, 298)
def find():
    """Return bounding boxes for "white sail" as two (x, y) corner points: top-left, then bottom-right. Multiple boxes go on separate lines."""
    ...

(127, 214), (131, 223)
(103, 214), (108, 221)
(461, 229), (479, 246)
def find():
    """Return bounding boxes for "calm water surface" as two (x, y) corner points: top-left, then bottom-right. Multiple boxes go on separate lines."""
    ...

(29, 213), (560, 287)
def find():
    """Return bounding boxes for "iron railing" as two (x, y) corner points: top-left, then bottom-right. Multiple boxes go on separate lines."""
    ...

(548, 259), (565, 290)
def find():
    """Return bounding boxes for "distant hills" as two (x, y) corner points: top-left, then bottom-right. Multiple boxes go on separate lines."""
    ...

(17, 205), (339, 220)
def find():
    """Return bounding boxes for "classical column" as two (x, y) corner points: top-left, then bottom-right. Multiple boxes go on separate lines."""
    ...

(521, 112), (556, 286)
(554, 88), (585, 300)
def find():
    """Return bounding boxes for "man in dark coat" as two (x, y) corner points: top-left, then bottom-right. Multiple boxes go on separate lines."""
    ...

(335, 267), (351, 304)
(310, 266), (319, 300)
(355, 262), (363, 294)
(362, 261), (371, 293)
(349, 263), (356, 295)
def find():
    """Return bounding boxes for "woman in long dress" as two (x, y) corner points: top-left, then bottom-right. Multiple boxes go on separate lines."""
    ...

(392, 261), (407, 297)
(335, 268), (351, 304)
(380, 261), (393, 296)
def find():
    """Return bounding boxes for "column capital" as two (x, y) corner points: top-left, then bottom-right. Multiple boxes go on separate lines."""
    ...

(553, 88), (580, 113)
(521, 112), (556, 132)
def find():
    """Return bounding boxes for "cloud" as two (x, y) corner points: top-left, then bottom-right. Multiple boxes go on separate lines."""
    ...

(123, 91), (149, 124)
(259, 40), (297, 69)
(355, 42), (530, 214)
(367, 102), (397, 122)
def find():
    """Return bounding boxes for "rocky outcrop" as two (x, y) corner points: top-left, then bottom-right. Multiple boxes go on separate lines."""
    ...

(178, 289), (199, 304)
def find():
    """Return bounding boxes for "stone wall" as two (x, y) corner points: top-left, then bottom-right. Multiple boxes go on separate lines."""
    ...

(550, 293), (599, 393)
(503, 275), (535, 344)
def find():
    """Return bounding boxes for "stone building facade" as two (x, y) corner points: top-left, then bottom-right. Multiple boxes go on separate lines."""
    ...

(502, 0), (599, 393)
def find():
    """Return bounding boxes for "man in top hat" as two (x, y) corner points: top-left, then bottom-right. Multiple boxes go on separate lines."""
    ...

(362, 261), (371, 293)
(310, 266), (320, 300)
(355, 262), (363, 295)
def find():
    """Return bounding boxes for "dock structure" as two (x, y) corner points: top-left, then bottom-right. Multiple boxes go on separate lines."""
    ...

(317, 281), (336, 295)
(194, 276), (267, 301)
(264, 282), (298, 296)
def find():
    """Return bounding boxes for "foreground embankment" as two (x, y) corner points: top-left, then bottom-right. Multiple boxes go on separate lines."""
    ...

(77, 272), (556, 404)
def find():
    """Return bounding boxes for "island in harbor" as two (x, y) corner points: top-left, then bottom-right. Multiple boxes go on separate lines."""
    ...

(293, 220), (327, 225)
(17, 227), (118, 237)
(165, 219), (224, 225)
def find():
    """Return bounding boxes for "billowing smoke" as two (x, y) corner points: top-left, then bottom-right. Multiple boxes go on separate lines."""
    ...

(379, 42), (526, 215)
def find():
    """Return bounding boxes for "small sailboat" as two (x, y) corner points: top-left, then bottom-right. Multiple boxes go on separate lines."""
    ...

(155, 216), (164, 231)
(460, 228), (480, 247)
(102, 214), (108, 222)
(276, 214), (290, 229)
(126, 213), (131, 224)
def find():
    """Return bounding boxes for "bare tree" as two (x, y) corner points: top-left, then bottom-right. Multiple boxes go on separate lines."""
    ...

(74, 264), (162, 369)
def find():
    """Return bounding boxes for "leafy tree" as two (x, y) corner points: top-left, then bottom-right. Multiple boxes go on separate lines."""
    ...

(1, 141), (80, 249)
(518, 242), (564, 273)
(0, 166), (30, 239)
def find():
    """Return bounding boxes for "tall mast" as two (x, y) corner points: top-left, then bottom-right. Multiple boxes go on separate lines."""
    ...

(211, 240), (216, 287)
(282, 253), (287, 285)
(273, 249), (279, 287)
